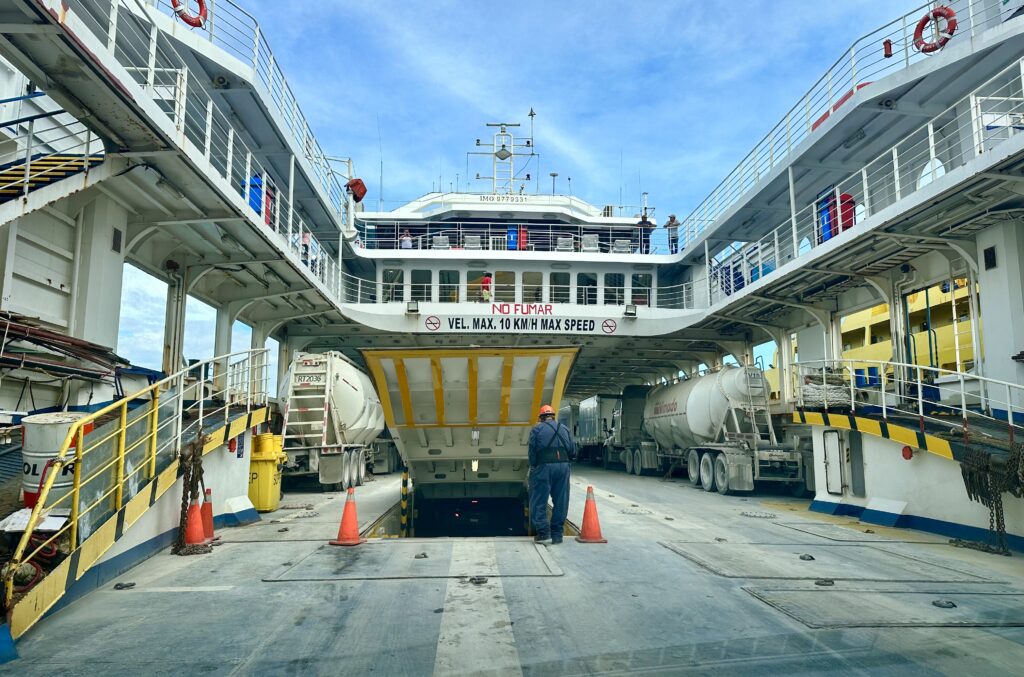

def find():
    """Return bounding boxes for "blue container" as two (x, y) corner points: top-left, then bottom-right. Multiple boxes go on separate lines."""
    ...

(922, 384), (940, 401)
(855, 369), (867, 388)
(867, 366), (880, 387)
(246, 175), (264, 214)
(507, 226), (518, 250)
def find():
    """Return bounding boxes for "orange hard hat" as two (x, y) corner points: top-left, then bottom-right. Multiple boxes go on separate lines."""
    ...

(539, 404), (555, 416)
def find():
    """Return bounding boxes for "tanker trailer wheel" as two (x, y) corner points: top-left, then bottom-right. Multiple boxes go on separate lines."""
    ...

(714, 453), (731, 495)
(699, 452), (717, 492)
(624, 448), (634, 474)
(687, 450), (701, 486)
(356, 451), (366, 486)
(633, 449), (643, 476)
(341, 451), (353, 490)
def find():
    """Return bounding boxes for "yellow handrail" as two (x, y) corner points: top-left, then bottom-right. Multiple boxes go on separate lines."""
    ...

(1, 349), (268, 605)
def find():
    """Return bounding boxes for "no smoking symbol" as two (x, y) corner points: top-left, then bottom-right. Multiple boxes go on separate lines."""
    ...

(602, 319), (617, 334)
(424, 316), (441, 331)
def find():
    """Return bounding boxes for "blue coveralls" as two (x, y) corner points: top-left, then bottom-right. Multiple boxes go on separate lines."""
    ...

(527, 418), (575, 539)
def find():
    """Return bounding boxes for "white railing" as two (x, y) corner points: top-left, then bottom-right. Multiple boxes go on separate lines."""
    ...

(358, 220), (673, 255)
(705, 51), (1024, 307)
(61, 0), (346, 298)
(0, 109), (102, 196)
(679, 0), (1005, 252)
(336, 269), (695, 310)
(793, 358), (1024, 441)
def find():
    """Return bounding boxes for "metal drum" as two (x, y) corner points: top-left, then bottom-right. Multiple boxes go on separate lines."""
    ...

(22, 412), (92, 509)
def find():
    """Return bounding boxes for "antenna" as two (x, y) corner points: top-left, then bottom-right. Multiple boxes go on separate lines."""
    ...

(376, 114), (384, 211)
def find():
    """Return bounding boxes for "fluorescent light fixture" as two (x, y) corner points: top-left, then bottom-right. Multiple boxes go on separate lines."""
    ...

(471, 460), (479, 472)
(624, 304), (638, 318)
(406, 301), (419, 315)
(471, 428), (480, 446)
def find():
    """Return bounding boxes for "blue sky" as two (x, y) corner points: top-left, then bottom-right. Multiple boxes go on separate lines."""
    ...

(118, 0), (918, 371)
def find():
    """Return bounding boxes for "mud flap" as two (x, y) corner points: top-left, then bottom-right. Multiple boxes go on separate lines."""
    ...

(724, 451), (755, 491)
(318, 451), (345, 485)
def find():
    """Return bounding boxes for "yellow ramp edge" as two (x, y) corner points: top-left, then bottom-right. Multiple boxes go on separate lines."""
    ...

(793, 411), (954, 461)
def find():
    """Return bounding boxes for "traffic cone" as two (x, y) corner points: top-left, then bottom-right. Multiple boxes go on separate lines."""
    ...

(329, 487), (366, 546)
(185, 498), (206, 545)
(201, 488), (215, 543)
(575, 486), (607, 543)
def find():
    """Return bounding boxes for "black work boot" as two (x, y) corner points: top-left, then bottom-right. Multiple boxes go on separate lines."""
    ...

(534, 533), (550, 544)
(550, 535), (564, 545)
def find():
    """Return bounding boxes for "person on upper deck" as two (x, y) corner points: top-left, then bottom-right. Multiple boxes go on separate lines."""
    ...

(400, 230), (413, 249)
(637, 213), (654, 255)
(479, 271), (493, 302)
(528, 404), (575, 544)
(665, 214), (680, 254)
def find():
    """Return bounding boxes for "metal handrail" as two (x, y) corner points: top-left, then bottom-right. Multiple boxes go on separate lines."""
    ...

(679, 0), (1004, 252)
(0, 110), (101, 196)
(792, 358), (1023, 441)
(705, 51), (1024, 307)
(1, 348), (269, 604)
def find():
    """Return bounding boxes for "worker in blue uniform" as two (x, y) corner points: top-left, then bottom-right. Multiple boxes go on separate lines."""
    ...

(528, 404), (575, 544)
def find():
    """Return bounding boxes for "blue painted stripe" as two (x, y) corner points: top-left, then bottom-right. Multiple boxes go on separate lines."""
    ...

(0, 624), (17, 664)
(809, 500), (1024, 552)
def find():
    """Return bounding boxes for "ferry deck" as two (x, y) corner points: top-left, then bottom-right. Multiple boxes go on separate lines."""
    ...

(0, 0), (1023, 673)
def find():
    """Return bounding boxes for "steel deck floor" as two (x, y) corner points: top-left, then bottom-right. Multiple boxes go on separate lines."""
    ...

(4, 468), (1024, 676)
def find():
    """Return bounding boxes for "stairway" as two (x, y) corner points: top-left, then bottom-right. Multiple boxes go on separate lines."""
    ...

(0, 153), (104, 203)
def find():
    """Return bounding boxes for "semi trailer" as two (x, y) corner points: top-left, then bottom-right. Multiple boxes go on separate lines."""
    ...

(603, 366), (811, 495)
(279, 351), (386, 489)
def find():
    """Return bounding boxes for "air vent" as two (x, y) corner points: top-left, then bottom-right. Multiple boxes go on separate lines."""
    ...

(111, 227), (123, 254)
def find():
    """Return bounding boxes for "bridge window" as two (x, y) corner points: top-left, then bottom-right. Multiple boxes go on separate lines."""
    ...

(440, 270), (459, 302)
(411, 270), (431, 302)
(550, 272), (570, 303)
(604, 273), (624, 305)
(383, 268), (403, 302)
(523, 272), (543, 303)
(494, 271), (515, 302)
(577, 273), (597, 305)
(631, 273), (652, 305)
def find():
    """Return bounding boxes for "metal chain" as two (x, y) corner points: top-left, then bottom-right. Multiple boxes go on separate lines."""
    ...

(171, 436), (212, 557)
(953, 445), (1016, 556)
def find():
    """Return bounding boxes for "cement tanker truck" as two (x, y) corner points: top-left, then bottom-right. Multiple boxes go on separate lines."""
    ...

(280, 351), (386, 489)
(610, 365), (810, 495)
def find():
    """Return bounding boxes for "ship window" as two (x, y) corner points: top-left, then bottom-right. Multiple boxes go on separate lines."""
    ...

(383, 268), (404, 302)
(604, 273), (625, 305)
(577, 273), (597, 305)
(550, 272), (570, 303)
(468, 270), (487, 302)
(523, 272), (543, 303)
(439, 270), (459, 302)
(631, 273), (652, 305)
(411, 270), (431, 302)
(494, 271), (515, 302)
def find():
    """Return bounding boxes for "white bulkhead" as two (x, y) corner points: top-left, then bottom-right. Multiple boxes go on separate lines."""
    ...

(643, 366), (768, 450)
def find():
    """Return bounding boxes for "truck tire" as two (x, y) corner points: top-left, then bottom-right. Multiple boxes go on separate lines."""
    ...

(633, 449), (643, 476)
(624, 448), (634, 474)
(342, 452), (353, 490)
(714, 453), (731, 495)
(355, 451), (365, 486)
(699, 452), (716, 492)
(687, 449), (701, 485)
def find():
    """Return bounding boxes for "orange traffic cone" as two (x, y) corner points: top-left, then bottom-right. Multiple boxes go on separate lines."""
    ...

(201, 488), (215, 543)
(329, 487), (366, 546)
(575, 486), (607, 543)
(185, 498), (206, 545)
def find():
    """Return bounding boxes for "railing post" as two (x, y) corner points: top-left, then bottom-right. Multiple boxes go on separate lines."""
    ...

(891, 147), (901, 200)
(252, 25), (262, 74)
(260, 169), (269, 226)
(1007, 383), (1014, 433)
(225, 128), (234, 182)
(115, 401), (127, 509)
(148, 387), (160, 479)
(861, 168), (870, 217)
(204, 99), (214, 160)
(107, 1), (119, 49)
(880, 365), (888, 419)
(83, 131), (92, 172)
(921, 364), (929, 417)
(788, 166), (799, 258)
(22, 118), (34, 197)
(245, 353), (253, 414)
(849, 364), (856, 413)
(959, 371), (967, 421)
(902, 14), (910, 67)
(69, 426), (84, 547)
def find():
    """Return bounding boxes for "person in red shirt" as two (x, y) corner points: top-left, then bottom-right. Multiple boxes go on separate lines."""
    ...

(480, 272), (493, 302)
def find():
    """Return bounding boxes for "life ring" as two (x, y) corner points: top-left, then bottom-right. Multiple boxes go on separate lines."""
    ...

(171, 0), (207, 29)
(913, 6), (957, 54)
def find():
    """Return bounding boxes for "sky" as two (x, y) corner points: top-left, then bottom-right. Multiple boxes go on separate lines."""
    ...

(117, 0), (920, 372)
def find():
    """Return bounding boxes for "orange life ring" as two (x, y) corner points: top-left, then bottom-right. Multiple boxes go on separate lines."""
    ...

(171, 0), (207, 29)
(913, 6), (957, 54)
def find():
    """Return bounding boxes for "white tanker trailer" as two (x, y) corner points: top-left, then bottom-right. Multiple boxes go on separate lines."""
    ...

(613, 365), (810, 495)
(280, 351), (386, 489)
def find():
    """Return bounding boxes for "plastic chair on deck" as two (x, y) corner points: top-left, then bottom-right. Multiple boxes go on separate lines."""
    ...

(581, 234), (600, 252)
(555, 237), (574, 252)
(612, 239), (632, 254)
(432, 235), (450, 250)
(464, 235), (482, 250)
